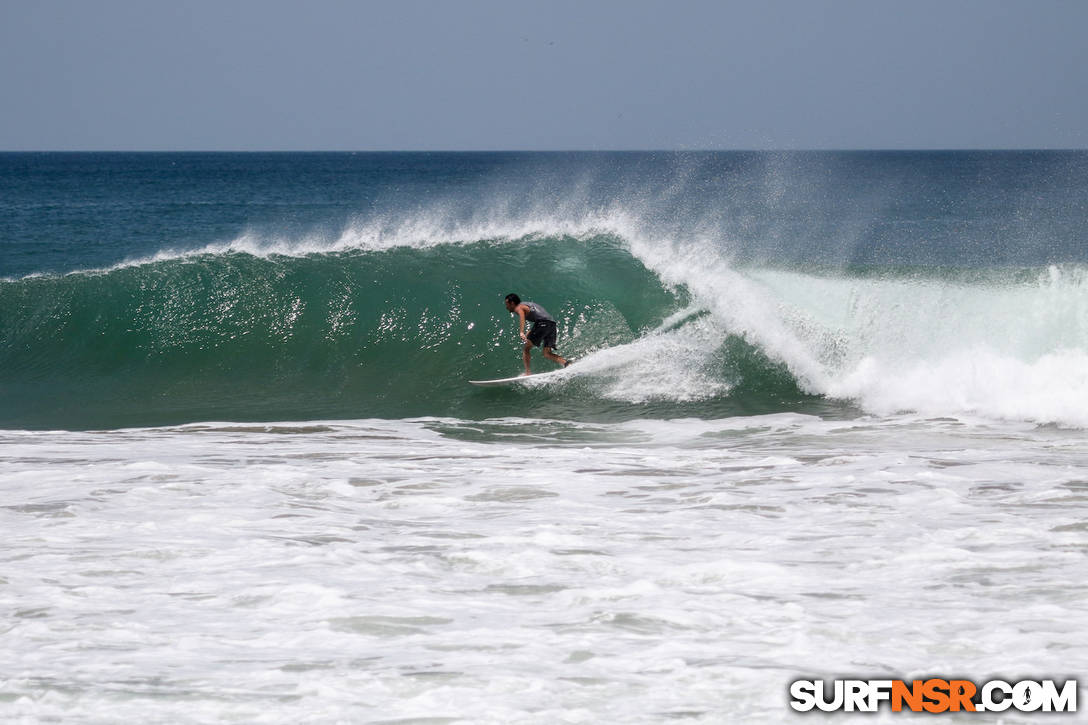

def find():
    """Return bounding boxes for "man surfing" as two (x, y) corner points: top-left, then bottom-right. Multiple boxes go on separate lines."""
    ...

(504, 293), (571, 375)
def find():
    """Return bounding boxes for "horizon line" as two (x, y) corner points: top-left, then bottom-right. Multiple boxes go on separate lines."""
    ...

(3, 147), (1087, 154)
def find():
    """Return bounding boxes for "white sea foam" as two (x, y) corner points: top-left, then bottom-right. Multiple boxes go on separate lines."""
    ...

(2, 416), (1085, 723)
(738, 266), (1088, 427)
(535, 312), (732, 404)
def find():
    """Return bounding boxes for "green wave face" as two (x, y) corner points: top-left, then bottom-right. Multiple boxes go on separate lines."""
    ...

(7, 234), (812, 429)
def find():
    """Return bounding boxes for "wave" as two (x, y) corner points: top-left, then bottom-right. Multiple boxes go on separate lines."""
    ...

(0, 231), (693, 428)
(4, 221), (1088, 429)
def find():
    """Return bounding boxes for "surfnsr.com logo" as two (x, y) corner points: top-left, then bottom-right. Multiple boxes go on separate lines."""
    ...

(789, 678), (1078, 713)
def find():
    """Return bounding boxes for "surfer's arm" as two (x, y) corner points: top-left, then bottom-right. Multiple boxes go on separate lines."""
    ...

(516, 306), (529, 342)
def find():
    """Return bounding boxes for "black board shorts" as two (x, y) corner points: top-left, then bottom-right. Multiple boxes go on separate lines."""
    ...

(527, 320), (558, 349)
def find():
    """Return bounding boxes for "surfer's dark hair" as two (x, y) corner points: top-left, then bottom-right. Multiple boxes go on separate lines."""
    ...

(505, 293), (521, 305)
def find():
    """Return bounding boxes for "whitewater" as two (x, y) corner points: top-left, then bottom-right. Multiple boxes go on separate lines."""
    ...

(2, 152), (1087, 722)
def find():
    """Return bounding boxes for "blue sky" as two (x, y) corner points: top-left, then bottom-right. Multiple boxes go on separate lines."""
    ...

(2, 0), (1086, 150)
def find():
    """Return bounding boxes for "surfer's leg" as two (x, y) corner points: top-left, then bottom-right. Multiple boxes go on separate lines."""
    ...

(542, 347), (568, 367)
(522, 341), (533, 375)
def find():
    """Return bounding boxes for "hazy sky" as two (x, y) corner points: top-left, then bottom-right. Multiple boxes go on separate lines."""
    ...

(2, 0), (1086, 150)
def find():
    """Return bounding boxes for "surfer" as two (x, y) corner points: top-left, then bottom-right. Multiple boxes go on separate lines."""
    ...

(504, 293), (570, 375)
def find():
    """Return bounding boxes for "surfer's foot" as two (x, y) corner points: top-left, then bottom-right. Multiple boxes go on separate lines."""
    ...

(563, 359), (574, 367)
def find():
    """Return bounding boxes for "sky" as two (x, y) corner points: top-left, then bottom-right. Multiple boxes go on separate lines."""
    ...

(1, 0), (1086, 151)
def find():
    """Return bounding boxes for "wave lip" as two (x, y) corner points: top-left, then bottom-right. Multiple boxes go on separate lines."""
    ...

(60, 208), (647, 279)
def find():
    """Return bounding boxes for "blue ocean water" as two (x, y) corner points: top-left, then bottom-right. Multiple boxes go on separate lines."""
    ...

(2, 152), (1087, 723)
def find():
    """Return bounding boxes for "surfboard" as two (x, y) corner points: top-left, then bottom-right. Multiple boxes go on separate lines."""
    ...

(468, 367), (570, 386)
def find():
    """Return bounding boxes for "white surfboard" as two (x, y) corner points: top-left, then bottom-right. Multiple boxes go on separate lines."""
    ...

(469, 367), (570, 386)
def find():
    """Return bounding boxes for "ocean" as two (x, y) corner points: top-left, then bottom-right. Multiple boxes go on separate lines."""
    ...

(2, 151), (1087, 722)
